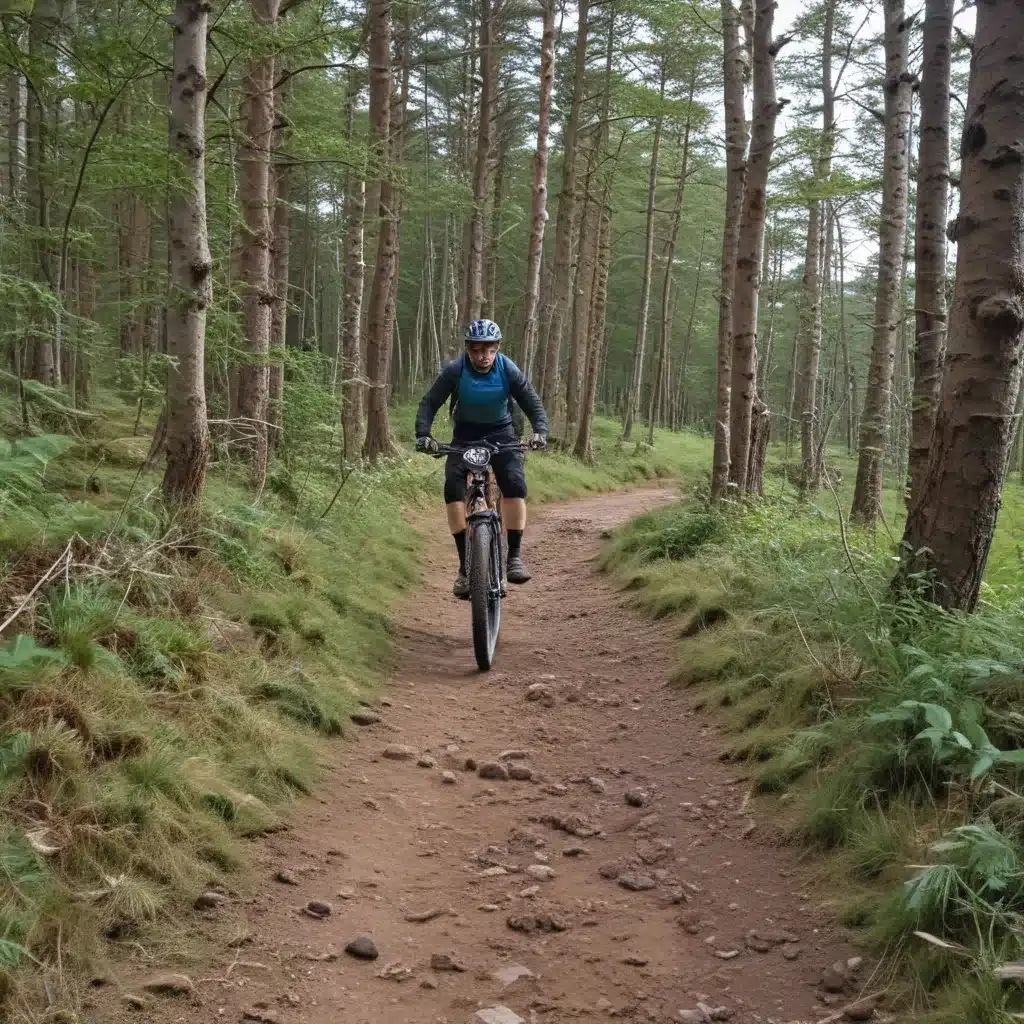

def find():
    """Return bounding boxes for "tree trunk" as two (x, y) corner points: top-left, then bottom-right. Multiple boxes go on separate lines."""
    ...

(850, 0), (913, 525)
(520, 0), (556, 380)
(463, 0), (500, 322)
(907, 0), (952, 505)
(362, 0), (399, 461)
(162, 0), (213, 509)
(728, 0), (783, 492)
(899, 0), (1024, 610)
(648, 73), (696, 447)
(5, 68), (26, 199)
(574, 194), (611, 462)
(676, 223), (708, 429)
(711, 0), (749, 498)
(538, 0), (589, 412)
(268, 71), (291, 450)
(622, 61), (666, 442)
(236, 0), (280, 491)
(341, 70), (366, 462)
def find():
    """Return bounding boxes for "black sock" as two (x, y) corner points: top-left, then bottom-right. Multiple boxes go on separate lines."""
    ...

(507, 530), (523, 561)
(454, 530), (466, 574)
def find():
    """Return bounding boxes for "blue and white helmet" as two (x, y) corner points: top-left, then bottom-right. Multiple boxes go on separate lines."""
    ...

(464, 318), (503, 344)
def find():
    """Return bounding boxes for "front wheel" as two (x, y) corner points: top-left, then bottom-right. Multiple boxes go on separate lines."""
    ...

(468, 521), (501, 671)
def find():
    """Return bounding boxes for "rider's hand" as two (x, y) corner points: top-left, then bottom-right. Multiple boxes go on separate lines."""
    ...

(529, 433), (548, 451)
(416, 436), (439, 454)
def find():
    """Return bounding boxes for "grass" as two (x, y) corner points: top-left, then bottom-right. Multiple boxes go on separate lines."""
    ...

(601, 441), (1024, 1022)
(0, 383), (702, 1019)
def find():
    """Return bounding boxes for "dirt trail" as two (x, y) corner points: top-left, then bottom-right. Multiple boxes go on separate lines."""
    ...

(100, 487), (856, 1024)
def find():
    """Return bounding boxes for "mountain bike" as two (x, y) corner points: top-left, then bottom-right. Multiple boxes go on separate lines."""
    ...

(424, 439), (532, 672)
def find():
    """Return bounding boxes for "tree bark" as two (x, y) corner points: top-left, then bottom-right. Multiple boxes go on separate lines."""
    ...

(268, 71), (291, 450)
(362, 0), (399, 461)
(341, 70), (366, 462)
(162, 0), (213, 509)
(850, 0), (913, 525)
(520, 0), (556, 380)
(236, 0), (280, 491)
(907, 0), (952, 505)
(574, 193), (611, 463)
(728, 0), (783, 492)
(538, 0), (589, 412)
(899, 0), (1024, 611)
(676, 224), (708, 428)
(712, 0), (749, 498)
(622, 61), (666, 442)
(463, 0), (500, 323)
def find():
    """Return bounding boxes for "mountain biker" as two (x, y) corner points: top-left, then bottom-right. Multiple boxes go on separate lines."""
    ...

(415, 318), (549, 600)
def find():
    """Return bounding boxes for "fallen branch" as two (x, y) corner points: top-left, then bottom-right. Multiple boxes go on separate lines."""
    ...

(0, 369), (98, 421)
(0, 539), (75, 636)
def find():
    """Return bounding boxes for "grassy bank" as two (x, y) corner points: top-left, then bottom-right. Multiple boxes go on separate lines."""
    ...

(0, 395), (699, 1017)
(602, 448), (1024, 1023)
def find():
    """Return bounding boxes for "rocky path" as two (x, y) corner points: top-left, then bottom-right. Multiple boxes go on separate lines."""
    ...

(99, 487), (873, 1024)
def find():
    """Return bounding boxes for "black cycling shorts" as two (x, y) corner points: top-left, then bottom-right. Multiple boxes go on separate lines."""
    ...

(443, 424), (527, 504)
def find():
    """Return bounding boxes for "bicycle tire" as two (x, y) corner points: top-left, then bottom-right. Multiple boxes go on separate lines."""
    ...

(468, 522), (500, 671)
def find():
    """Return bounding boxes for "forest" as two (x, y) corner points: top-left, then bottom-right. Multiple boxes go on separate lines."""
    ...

(0, 0), (1023, 1020)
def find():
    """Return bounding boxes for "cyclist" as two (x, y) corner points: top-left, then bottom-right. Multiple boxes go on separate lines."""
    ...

(415, 318), (548, 600)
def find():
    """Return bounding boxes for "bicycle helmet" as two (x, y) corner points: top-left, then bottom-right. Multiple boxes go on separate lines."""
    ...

(464, 318), (503, 344)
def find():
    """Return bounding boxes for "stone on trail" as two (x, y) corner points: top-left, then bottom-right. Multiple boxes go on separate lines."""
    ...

(473, 1008), (525, 1024)
(383, 744), (418, 761)
(478, 761), (510, 781)
(140, 973), (196, 998)
(617, 871), (656, 892)
(492, 963), (535, 987)
(345, 936), (379, 960)
(304, 900), (332, 919)
(430, 952), (467, 972)
(351, 710), (381, 726)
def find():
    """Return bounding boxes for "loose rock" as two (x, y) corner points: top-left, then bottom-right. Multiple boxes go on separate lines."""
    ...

(194, 891), (228, 910)
(140, 974), (196, 998)
(383, 744), (417, 761)
(345, 936), (379, 960)
(587, 776), (607, 794)
(474, 1008), (526, 1024)
(242, 1009), (282, 1024)
(478, 761), (510, 781)
(441, 770), (458, 784)
(304, 900), (332, 919)
(525, 683), (552, 703)
(275, 869), (299, 886)
(822, 962), (849, 993)
(507, 910), (568, 934)
(417, 755), (437, 769)
(351, 710), (381, 726)
(617, 871), (656, 892)
(122, 994), (148, 1011)
(625, 787), (649, 808)
(430, 952), (467, 972)
(843, 998), (878, 1022)
(525, 864), (556, 881)
(492, 964), (535, 986)
(508, 764), (533, 781)
(405, 907), (445, 923)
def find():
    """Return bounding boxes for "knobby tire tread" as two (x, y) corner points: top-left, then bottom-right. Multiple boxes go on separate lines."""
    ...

(469, 523), (496, 671)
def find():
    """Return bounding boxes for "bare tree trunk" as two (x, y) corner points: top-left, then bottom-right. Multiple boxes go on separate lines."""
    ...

(899, 0), (1024, 610)
(712, 0), (749, 498)
(648, 73), (696, 447)
(574, 194), (611, 462)
(521, 0), (556, 380)
(341, 70), (366, 462)
(622, 61), (666, 442)
(268, 72), (291, 450)
(5, 68), (26, 199)
(907, 0), (952, 505)
(728, 0), (784, 492)
(236, 0), (280, 491)
(676, 223), (708, 428)
(851, 0), (913, 525)
(539, 0), (589, 412)
(162, 0), (213, 509)
(463, 0), (500, 322)
(363, 0), (399, 461)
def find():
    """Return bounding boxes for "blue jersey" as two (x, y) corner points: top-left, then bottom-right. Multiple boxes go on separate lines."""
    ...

(415, 353), (549, 439)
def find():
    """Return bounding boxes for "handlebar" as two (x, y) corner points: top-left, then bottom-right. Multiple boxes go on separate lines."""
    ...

(418, 439), (542, 458)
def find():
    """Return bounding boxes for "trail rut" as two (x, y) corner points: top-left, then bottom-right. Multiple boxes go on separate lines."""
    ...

(100, 487), (858, 1024)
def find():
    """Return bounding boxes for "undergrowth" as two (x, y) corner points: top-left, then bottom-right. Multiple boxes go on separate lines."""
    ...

(602, 462), (1024, 1022)
(0, 384), (696, 1018)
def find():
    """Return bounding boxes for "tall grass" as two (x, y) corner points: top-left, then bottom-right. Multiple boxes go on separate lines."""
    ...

(602, 453), (1024, 1020)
